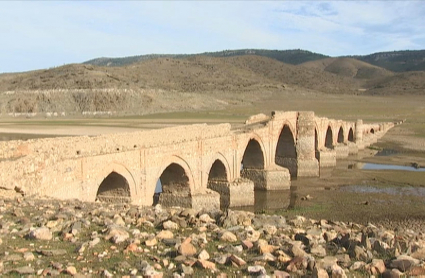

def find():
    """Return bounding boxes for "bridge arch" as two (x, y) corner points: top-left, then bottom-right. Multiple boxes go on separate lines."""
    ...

(240, 134), (267, 171)
(325, 125), (333, 149)
(275, 123), (297, 176)
(337, 126), (344, 143)
(206, 153), (231, 183)
(95, 163), (137, 203)
(348, 127), (354, 142)
(154, 156), (195, 207)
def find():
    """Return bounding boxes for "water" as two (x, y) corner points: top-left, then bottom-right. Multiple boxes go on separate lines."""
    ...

(361, 163), (425, 172)
(0, 133), (58, 141)
(340, 185), (425, 197)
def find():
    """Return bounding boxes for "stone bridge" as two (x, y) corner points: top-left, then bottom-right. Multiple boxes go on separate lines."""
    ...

(0, 111), (394, 210)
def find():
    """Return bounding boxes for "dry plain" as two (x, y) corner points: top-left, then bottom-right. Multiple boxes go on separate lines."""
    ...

(1, 90), (425, 229)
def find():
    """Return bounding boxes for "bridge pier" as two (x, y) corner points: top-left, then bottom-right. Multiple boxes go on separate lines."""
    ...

(208, 179), (254, 209)
(317, 148), (336, 168)
(241, 166), (290, 190)
(158, 189), (221, 211)
(296, 111), (319, 177)
(348, 142), (358, 155)
(355, 119), (365, 150)
(335, 143), (349, 158)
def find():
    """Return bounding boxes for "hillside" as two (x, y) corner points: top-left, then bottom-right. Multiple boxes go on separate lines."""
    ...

(84, 49), (328, 67)
(365, 71), (425, 95)
(353, 50), (425, 72)
(300, 58), (393, 80)
(1, 53), (424, 117)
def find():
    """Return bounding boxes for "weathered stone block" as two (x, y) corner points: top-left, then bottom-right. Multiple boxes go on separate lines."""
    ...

(297, 159), (319, 177)
(348, 142), (358, 155)
(317, 149), (336, 168)
(241, 168), (290, 191)
(208, 179), (254, 208)
(335, 144), (349, 159)
(191, 190), (220, 211)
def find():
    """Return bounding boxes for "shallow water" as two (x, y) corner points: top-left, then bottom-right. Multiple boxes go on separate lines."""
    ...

(0, 133), (58, 141)
(340, 184), (425, 196)
(361, 163), (425, 172)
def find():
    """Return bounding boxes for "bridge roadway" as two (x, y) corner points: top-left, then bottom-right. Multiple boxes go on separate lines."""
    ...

(0, 111), (394, 210)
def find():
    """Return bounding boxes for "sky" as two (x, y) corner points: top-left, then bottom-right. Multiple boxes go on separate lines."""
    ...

(1, 1), (424, 73)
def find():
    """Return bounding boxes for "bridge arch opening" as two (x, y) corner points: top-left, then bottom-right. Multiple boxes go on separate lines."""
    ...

(370, 128), (375, 134)
(275, 125), (297, 177)
(325, 126), (333, 149)
(348, 128), (354, 142)
(154, 163), (192, 207)
(207, 159), (229, 209)
(337, 127), (344, 143)
(96, 171), (131, 203)
(315, 128), (319, 160)
(241, 139), (264, 170)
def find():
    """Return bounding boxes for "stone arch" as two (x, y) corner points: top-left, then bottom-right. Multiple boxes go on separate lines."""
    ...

(206, 153), (231, 183)
(95, 163), (137, 203)
(207, 158), (230, 209)
(241, 136), (266, 170)
(337, 126), (344, 143)
(348, 128), (354, 142)
(325, 126), (333, 149)
(275, 124), (297, 177)
(154, 156), (195, 207)
(370, 128), (375, 134)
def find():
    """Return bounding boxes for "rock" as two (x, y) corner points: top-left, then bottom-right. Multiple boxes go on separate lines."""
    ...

(318, 256), (338, 272)
(105, 225), (129, 244)
(286, 256), (307, 272)
(259, 244), (278, 254)
(197, 259), (216, 270)
(199, 214), (215, 223)
(313, 267), (329, 278)
(156, 230), (174, 239)
(178, 238), (197, 256)
(274, 270), (291, 278)
(23, 252), (35, 261)
(214, 254), (229, 265)
(388, 258), (413, 272)
(0, 261), (3, 274)
(11, 266), (35, 275)
(145, 237), (158, 247)
(103, 269), (114, 277)
(39, 249), (67, 256)
(382, 269), (404, 278)
(198, 249), (210, 260)
(292, 244), (308, 258)
(366, 259), (386, 275)
(29, 227), (52, 240)
(180, 264), (194, 276)
(66, 266), (77, 275)
(220, 231), (237, 242)
(163, 220), (179, 230)
(311, 245), (327, 257)
(331, 264), (347, 278)
(349, 261), (365, 271)
(263, 224), (277, 235)
(248, 265), (267, 276)
(229, 254), (246, 266)
(242, 240), (254, 249)
(351, 245), (367, 261)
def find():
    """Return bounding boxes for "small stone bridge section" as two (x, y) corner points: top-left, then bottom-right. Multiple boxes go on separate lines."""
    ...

(0, 111), (394, 210)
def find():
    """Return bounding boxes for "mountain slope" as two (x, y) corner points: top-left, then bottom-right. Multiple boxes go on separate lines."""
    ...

(353, 50), (425, 72)
(300, 58), (393, 80)
(84, 49), (329, 67)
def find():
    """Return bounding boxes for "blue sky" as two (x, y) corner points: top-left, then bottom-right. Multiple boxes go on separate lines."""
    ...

(1, 1), (424, 73)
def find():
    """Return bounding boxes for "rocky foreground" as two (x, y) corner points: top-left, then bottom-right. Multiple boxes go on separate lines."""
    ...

(1, 197), (425, 277)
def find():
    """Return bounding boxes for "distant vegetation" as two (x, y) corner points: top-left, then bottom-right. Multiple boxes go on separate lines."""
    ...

(84, 49), (425, 73)
(84, 49), (329, 67)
